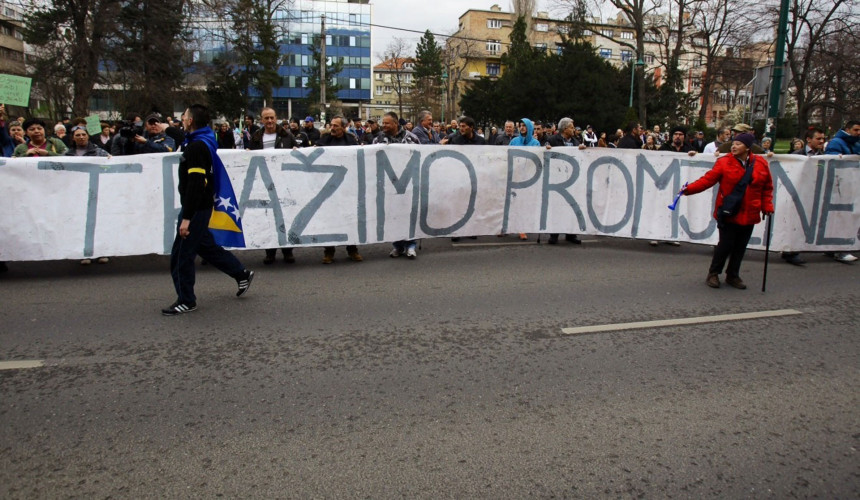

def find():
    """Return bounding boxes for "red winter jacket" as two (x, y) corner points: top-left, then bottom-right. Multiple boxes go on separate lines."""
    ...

(685, 152), (774, 226)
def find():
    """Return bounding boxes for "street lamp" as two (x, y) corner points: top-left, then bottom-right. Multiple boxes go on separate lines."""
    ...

(629, 57), (645, 109)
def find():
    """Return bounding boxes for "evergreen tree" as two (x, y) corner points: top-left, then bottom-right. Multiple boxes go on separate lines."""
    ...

(23, 0), (121, 117)
(411, 30), (444, 119)
(106, 0), (189, 115)
(206, 57), (248, 123)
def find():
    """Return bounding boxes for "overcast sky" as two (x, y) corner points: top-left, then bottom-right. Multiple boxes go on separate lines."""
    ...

(369, 0), (553, 62)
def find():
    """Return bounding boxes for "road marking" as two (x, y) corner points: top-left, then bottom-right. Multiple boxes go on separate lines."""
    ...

(561, 309), (803, 336)
(453, 239), (598, 248)
(0, 360), (45, 371)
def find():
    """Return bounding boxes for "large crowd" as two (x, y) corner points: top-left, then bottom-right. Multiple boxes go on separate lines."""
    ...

(1, 102), (857, 311)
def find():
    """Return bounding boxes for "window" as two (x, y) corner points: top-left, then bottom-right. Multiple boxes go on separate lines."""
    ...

(301, 55), (308, 66)
(599, 48), (612, 59)
(384, 86), (392, 93)
(487, 40), (501, 55)
(404, 74), (412, 84)
(600, 29), (614, 38)
(326, 34), (332, 45)
(644, 54), (655, 64)
(486, 63), (500, 76)
(621, 50), (632, 62)
(301, 33), (308, 45)
(582, 29), (592, 36)
(487, 19), (502, 29)
(535, 23), (549, 32)
(535, 43), (547, 51)
(375, 73), (381, 80)
(301, 77), (308, 88)
(349, 36), (356, 47)
(556, 43), (564, 55)
(350, 78), (357, 89)
(349, 13), (358, 25)
(621, 32), (633, 40)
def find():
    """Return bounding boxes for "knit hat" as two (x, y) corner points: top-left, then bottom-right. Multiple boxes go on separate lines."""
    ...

(733, 132), (755, 149)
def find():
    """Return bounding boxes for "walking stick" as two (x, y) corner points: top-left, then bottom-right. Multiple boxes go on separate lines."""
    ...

(762, 213), (773, 292)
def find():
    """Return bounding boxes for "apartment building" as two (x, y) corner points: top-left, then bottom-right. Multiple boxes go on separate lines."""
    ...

(0, 2), (25, 76)
(368, 57), (414, 121)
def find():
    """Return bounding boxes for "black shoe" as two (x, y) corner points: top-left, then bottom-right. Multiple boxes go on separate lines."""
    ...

(236, 270), (254, 297)
(282, 249), (296, 263)
(162, 301), (197, 316)
(0, 261), (7, 273)
(451, 237), (461, 242)
(547, 234), (559, 244)
(781, 253), (805, 266)
(263, 250), (276, 265)
(565, 234), (581, 244)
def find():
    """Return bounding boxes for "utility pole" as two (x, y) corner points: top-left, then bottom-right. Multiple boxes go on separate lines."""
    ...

(320, 14), (326, 123)
(766, 0), (790, 141)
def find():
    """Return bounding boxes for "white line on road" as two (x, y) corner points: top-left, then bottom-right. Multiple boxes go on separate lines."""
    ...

(0, 360), (45, 371)
(561, 309), (803, 336)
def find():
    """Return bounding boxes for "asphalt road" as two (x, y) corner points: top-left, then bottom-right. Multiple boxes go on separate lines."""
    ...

(1, 236), (858, 498)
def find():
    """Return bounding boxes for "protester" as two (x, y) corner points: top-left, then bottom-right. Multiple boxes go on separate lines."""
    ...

(704, 127), (730, 155)
(617, 122), (643, 149)
(412, 110), (440, 144)
(216, 122), (236, 149)
(13, 118), (68, 157)
(65, 125), (110, 157)
(92, 122), (113, 152)
(315, 115), (363, 264)
(544, 117), (585, 245)
(111, 113), (175, 155)
(442, 116), (485, 145)
(0, 104), (21, 157)
(493, 120), (516, 146)
(582, 125), (598, 147)
(250, 107), (298, 265)
(659, 126), (697, 155)
(303, 116), (321, 145)
(822, 120), (859, 263)
(162, 104), (254, 316)
(374, 111), (422, 259)
(681, 133), (774, 289)
(288, 118), (311, 147)
(690, 130), (706, 153)
(788, 137), (804, 154)
(642, 134), (659, 151)
(780, 127), (827, 266)
(361, 118), (383, 144)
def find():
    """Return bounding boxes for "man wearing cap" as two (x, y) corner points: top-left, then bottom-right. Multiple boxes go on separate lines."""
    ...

(111, 113), (175, 155)
(361, 118), (383, 144)
(717, 124), (766, 155)
(303, 116), (321, 146)
(659, 126), (697, 156)
(690, 130), (706, 153)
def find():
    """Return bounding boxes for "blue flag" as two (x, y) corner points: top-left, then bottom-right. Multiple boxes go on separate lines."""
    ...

(183, 126), (246, 248)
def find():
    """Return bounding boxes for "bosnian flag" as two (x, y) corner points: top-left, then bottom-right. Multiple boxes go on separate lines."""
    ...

(183, 126), (246, 247)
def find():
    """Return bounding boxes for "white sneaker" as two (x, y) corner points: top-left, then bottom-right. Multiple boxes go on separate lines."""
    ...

(834, 252), (857, 263)
(406, 247), (417, 259)
(389, 248), (402, 258)
(648, 241), (658, 246)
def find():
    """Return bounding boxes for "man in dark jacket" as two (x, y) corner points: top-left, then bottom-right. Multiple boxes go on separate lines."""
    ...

(443, 116), (486, 145)
(411, 110), (440, 144)
(544, 117), (584, 245)
(493, 121), (516, 146)
(288, 118), (311, 148)
(781, 126), (827, 266)
(315, 116), (362, 264)
(361, 118), (383, 145)
(303, 116), (321, 146)
(162, 104), (253, 316)
(250, 107), (298, 264)
(659, 126), (697, 156)
(617, 122), (643, 149)
(112, 113), (175, 155)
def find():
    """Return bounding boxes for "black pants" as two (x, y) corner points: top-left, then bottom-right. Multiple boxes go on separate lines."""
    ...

(170, 210), (245, 304)
(709, 222), (755, 278)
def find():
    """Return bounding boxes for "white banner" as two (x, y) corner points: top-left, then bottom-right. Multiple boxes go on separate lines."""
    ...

(1, 146), (858, 261)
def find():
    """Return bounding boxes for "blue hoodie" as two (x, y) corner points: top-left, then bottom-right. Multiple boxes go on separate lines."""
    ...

(509, 118), (540, 146)
(824, 128), (860, 155)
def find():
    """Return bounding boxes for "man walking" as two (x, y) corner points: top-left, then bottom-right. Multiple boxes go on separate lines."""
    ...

(163, 104), (253, 315)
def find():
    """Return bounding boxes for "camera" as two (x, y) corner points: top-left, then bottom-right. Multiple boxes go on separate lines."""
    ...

(118, 121), (144, 139)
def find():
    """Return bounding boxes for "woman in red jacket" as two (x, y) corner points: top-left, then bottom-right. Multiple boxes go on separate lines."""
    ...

(682, 133), (774, 289)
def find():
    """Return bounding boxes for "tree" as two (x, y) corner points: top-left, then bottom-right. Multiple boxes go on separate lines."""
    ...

(784, 0), (857, 134)
(228, 0), (289, 107)
(602, 0), (663, 126)
(304, 34), (343, 116)
(205, 57), (248, 122)
(411, 30), (444, 120)
(23, 0), (121, 118)
(104, 0), (190, 115)
(442, 31), (480, 121)
(688, 0), (753, 124)
(377, 38), (412, 118)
